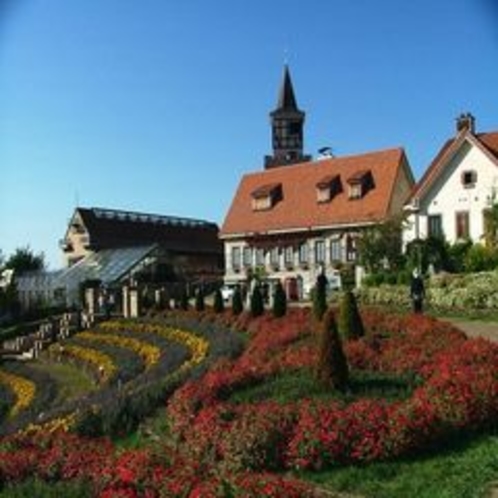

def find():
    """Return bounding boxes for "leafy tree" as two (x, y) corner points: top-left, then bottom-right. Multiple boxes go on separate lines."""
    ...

(4, 246), (45, 275)
(357, 215), (405, 273)
(338, 290), (365, 340)
(250, 284), (264, 317)
(315, 308), (349, 392)
(213, 288), (224, 313)
(447, 240), (473, 273)
(272, 280), (287, 318)
(483, 201), (498, 248)
(231, 286), (243, 316)
(405, 237), (450, 274)
(464, 244), (498, 272)
(312, 273), (327, 320)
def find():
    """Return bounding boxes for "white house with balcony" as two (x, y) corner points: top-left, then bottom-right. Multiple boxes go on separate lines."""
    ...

(403, 113), (498, 247)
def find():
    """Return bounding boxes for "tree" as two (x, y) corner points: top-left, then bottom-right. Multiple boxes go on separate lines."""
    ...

(357, 215), (406, 273)
(250, 284), (264, 317)
(405, 236), (451, 274)
(213, 288), (224, 314)
(272, 281), (287, 318)
(315, 309), (349, 392)
(312, 273), (327, 321)
(231, 286), (243, 316)
(5, 246), (45, 275)
(338, 290), (365, 340)
(464, 244), (498, 272)
(484, 201), (498, 248)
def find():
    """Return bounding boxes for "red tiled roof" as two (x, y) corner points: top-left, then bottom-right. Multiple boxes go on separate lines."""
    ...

(479, 132), (498, 158)
(409, 131), (498, 200)
(220, 147), (412, 237)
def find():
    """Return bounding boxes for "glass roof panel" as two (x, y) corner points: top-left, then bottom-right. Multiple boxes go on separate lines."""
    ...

(56, 245), (156, 295)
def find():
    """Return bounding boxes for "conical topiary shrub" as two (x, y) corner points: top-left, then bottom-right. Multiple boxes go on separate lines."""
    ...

(250, 284), (264, 317)
(195, 288), (205, 312)
(272, 281), (287, 318)
(338, 290), (365, 340)
(232, 286), (243, 316)
(312, 273), (328, 321)
(179, 288), (189, 310)
(213, 288), (224, 314)
(315, 308), (349, 392)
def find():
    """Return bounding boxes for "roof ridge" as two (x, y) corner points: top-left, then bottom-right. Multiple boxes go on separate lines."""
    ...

(242, 146), (404, 180)
(82, 206), (215, 227)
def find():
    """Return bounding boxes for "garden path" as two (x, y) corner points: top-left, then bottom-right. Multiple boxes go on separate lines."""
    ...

(441, 318), (498, 344)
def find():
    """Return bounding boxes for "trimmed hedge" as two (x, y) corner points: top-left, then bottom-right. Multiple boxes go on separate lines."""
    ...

(357, 270), (498, 313)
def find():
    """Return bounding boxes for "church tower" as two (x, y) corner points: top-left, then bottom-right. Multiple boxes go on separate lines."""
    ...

(265, 65), (311, 169)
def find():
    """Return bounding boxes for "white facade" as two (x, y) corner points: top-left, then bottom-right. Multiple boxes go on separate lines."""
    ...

(222, 232), (359, 299)
(404, 135), (498, 247)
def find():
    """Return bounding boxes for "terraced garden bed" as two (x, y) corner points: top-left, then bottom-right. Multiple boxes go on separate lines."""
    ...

(0, 308), (496, 497)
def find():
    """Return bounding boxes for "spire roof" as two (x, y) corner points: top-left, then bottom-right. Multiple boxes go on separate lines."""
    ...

(276, 65), (299, 111)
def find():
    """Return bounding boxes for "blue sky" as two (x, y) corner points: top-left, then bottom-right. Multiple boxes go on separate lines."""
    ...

(1, 0), (497, 269)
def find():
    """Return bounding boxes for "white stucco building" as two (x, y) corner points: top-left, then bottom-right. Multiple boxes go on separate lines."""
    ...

(404, 113), (498, 246)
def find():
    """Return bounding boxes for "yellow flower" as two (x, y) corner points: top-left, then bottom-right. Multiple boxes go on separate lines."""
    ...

(0, 369), (36, 417)
(77, 331), (160, 368)
(49, 343), (117, 382)
(99, 321), (209, 371)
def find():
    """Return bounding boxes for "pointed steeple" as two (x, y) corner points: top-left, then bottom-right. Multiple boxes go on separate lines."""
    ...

(276, 65), (299, 111)
(265, 65), (311, 169)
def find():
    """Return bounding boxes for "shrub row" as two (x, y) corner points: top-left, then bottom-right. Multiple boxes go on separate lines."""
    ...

(357, 269), (498, 312)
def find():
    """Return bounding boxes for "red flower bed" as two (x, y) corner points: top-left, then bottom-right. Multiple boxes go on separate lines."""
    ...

(166, 308), (498, 471)
(0, 430), (316, 496)
(0, 307), (496, 495)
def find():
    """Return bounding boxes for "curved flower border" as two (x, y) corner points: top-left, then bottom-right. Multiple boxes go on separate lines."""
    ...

(0, 370), (36, 418)
(166, 308), (498, 471)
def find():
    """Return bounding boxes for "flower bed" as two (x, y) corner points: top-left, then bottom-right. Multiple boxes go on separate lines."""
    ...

(0, 316), (313, 496)
(76, 331), (161, 368)
(166, 308), (498, 472)
(48, 343), (117, 383)
(1, 309), (496, 496)
(0, 430), (316, 497)
(0, 363), (60, 436)
(0, 369), (35, 418)
(8, 321), (217, 439)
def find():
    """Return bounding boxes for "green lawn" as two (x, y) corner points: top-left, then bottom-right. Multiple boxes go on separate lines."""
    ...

(228, 368), (417, 405)
(301, 431), (498, 498)
(30, 361), (96, 404)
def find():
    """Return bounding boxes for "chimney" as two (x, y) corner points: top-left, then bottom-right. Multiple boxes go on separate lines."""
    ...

(456, 112), (476, 134)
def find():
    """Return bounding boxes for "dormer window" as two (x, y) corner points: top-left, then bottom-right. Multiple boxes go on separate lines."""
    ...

(316, 174), (342, 203)
(251, 183), (283, 211)
(461, 170), (477, 188)
(347, 170), (374, 200)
